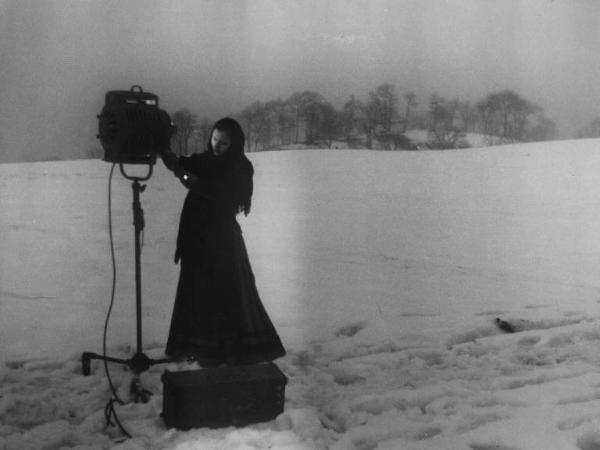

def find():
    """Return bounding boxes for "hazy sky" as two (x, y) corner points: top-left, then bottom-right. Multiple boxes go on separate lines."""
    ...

(1, 0), (600, 161)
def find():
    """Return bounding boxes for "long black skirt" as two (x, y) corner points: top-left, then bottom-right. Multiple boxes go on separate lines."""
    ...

(165, 225), (286, 366)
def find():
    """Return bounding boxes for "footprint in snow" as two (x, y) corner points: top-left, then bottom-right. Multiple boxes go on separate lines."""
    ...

(334, 320), (369, 338)
(469, 443), (520, 450)
(494, 315), (585, 334)
(495, 318), (517, 333)
(577, 432), (600, 450)
(557, 415), (589, 431)
(517, 335), (541, 347)
(332, 371), (366, 386)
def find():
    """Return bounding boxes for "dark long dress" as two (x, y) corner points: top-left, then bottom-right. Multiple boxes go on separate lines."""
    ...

(165, 152), (286, 366)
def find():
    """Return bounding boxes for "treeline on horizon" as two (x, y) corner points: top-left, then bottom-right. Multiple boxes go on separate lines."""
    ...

(84, 83), (600, 159)
(162, 83), (586, 156)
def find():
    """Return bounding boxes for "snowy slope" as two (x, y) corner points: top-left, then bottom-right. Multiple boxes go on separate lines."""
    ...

(3, 141), (600, 448)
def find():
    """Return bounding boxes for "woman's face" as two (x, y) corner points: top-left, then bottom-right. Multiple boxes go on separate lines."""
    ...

(211, 129), (232, 156)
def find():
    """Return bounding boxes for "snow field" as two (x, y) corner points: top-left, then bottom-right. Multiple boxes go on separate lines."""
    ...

(4, 142), (600, 448)
(4, 314), (600, 449)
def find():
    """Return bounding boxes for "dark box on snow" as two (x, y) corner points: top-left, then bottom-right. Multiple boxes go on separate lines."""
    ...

(162, 363), (287, 430)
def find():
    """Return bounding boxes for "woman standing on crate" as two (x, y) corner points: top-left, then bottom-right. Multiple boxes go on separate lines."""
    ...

(159, 117), (286, 366)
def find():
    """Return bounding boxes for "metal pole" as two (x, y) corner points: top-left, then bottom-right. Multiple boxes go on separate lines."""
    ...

(132, 180), (145, 355)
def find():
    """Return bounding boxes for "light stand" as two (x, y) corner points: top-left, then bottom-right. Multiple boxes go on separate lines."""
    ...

(82, 164), (174, 403)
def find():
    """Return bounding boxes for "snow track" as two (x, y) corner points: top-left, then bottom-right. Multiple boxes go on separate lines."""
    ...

(4, 315), (600, 449)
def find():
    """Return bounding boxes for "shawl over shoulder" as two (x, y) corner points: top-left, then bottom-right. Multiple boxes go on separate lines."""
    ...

(179, 152), (253, 216)
(174, 152), (254, 263)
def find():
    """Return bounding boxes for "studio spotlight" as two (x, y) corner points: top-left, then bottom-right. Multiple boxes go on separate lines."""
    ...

(83, 85), (175, 403)
(97, 85), (174, 165)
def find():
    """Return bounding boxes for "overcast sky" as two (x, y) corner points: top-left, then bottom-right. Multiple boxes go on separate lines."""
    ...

(1, 0), (600, 161)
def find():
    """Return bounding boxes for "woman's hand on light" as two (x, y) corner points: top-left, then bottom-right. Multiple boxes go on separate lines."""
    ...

(180, 172), (199, 189)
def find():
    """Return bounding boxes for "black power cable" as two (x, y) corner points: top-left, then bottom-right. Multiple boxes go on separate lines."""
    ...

(102, 162), (132, 439)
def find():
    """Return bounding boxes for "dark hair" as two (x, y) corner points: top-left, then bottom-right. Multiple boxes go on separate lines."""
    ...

(208, 117), (246, 156)
(208, 117), (253, 215)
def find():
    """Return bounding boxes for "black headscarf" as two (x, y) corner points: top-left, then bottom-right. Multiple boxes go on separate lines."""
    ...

(207, 117), (253, 216)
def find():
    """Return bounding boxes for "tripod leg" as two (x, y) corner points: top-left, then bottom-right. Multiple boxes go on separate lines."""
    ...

(81, 352), (132, 376)
(82, 352), (93, 376)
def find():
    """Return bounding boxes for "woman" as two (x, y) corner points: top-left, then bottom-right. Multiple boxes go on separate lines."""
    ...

(159, 117), (285, 366)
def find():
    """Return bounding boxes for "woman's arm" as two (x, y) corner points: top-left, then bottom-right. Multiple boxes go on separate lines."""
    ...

(160, 150), (215, 199)
(159, 149), (198, 187)
(158, 149), (185, 177)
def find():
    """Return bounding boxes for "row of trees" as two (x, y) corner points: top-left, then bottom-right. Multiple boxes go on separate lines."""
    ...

(576, 117), (600, 138)
(171, 84), (558, 154)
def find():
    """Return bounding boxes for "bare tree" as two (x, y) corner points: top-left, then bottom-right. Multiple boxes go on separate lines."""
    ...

(429, 94), (448, 133)
(477, 99), (495, 138)
(476, 90), (540, 141)
(270, 99), (295, 146)
(369, 83), (398, 137)
(189, 117), (212, 153)
(239, 103), (257, 150)
(360, 98), (378, 149)
(342, 95), (361, 141)
(253, 105), (274, 151)
(171, 108), (197, 156)
(315, 102), (342, 148)
(428, 94), (467, 149)
(288, 91), (327, 143)
(527, 114), (557, 141)
(456, 101), (477, 133)
(577, 117), (600, 138)
(241, 101), (280, 151)
(402, 91), (417, 132)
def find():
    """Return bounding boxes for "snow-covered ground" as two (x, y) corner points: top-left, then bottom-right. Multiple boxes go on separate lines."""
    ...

(3, 141), (600, 449)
